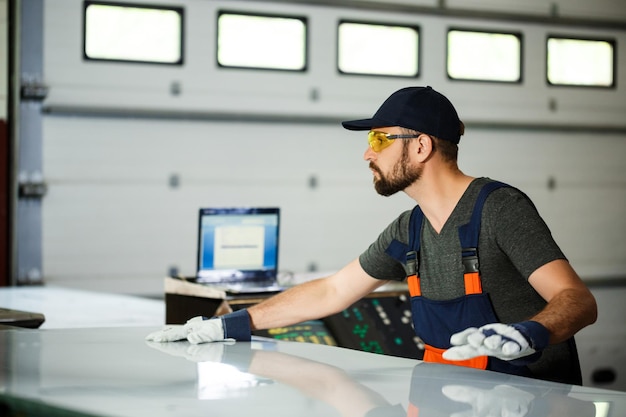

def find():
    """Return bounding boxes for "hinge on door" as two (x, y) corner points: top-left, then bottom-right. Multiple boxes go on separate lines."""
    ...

(18, 171), (48, 199)
(20, 76), (49, 101)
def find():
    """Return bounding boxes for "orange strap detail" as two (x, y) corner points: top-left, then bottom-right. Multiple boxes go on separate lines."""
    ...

(423, 344), (488, 370)
(463, 271), (482, 295)
(407, 275), (421, 296)
(407, 403), (419, 417)
(410, 273), (481, 296)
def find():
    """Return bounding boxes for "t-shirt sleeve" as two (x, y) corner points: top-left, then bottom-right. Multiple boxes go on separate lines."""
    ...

(485, 187), (566, 280)
(358, 211), (412, 281)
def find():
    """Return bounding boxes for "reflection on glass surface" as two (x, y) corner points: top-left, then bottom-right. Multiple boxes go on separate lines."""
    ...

(409, 363), (598, 417)
(148, 340), (393, 413)
(197, 361), (272, 400)
(594, 401), (610, 417)
(217, 13), (306, 70)
(338, 22), (419, 77)
(1, 327), (621, 417)
(146, 340), (272, 399)
(547, 37), (614, 87)
(447, 30), (521, 82)
(84, 3), (182, 64)
(147, 339), (602, 417)
(0, 328), (626, 417)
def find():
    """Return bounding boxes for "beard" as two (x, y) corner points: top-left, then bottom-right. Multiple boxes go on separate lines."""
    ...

(370, 143), (423, 196)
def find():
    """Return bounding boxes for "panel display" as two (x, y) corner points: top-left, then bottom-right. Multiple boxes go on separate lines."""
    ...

(197, 207), (279, 282)
(325, 295), (423, 359)
(253, 320), (337, 346)
(247, 294), (423, 359)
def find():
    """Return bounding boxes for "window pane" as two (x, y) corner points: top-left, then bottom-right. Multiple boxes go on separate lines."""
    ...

(447, 30), (521, 82)
(84, 2), (183, 64)
(217, 13), (306, 71)
(338, 22), (419, 77)
(547, 37), (614, 87)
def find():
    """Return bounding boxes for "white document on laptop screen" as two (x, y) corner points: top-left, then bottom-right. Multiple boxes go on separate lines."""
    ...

(213, 225), (265, 269)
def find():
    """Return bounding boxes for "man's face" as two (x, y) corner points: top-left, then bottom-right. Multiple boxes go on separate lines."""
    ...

(365, 129), (423, 196)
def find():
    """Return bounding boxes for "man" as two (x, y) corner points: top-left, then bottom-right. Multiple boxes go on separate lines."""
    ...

(147, 86), (597, 384)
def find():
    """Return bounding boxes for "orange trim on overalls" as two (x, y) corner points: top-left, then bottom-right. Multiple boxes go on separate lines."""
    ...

(464, 271), (482, 295)
(407, 275), (421, 296)
(408, 274), (489, 370)
(407, 274), (481, 296)
(407, 403), (419, 417)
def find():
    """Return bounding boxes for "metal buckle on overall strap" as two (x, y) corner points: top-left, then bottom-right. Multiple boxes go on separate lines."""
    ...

(461, 247), (479, 273)
(405, 251), (421, 297)
(406, 250), (418, 276)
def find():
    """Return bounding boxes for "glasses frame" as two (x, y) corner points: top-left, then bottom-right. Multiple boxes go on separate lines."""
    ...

(368, 131), (420, 152)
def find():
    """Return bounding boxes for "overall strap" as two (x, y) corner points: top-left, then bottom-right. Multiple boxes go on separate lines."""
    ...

(457, 181), (510, 294)
(384, 205), (424, 275)
(458, 181), (509, 249)
(406, 206), (425, 296)
(383, 206), (425, 296)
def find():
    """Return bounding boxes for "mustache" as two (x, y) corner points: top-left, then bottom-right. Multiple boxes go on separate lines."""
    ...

(369, 162), (382, 175)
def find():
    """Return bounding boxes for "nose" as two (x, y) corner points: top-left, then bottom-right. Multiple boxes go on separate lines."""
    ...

(364, 145), (376, 161)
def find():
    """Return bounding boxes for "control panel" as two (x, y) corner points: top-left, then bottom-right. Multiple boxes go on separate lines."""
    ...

(324, 294), (423, 359)
(244, 292), (424, 360)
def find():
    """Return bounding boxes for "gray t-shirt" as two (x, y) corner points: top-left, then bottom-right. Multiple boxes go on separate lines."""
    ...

(359, 177), (581, 384)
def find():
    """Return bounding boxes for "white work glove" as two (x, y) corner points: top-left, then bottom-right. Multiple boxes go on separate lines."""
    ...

(186, 318), (227, 344)
(186, 309), (251, 344)
(443, 321), (549, 363)
(442, 384), (535, 417)
(145, 316), (205, 342)
(145, 309), (251, 344)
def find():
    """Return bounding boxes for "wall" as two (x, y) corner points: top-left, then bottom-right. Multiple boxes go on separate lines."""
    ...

(38, 0), (626, 295)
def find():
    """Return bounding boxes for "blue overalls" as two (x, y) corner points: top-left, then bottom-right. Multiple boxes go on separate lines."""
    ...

(386, 181), (530, 376)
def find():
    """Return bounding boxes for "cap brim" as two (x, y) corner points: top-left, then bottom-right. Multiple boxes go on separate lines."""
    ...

(341, 118), (377, 131)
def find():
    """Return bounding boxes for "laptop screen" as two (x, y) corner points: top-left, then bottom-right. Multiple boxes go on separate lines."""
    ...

(196, 207), (280, 283)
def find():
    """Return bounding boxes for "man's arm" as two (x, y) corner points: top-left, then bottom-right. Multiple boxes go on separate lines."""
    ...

(146, 258), (387, 344)
(528, 258), (597, 344)
(248, 258), (389, 330)
(444, 259), (597, 362)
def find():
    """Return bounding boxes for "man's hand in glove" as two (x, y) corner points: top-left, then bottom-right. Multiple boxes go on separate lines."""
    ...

(185, 317), (227, 344)
(144, 316), (205, 342)
(442, 321), (550, 363)
(145, 309), (251, 344)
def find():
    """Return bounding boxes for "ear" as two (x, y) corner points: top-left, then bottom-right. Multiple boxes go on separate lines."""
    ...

(414, 134), (434, 162)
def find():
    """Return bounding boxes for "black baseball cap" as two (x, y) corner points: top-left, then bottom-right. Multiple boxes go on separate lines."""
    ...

(341, 86), (463, 144)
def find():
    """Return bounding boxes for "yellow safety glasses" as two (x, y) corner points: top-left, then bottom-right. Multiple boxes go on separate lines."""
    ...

(367, 131), (420, 152)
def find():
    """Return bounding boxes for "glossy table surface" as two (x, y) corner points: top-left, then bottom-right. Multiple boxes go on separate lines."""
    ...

(1, 326), (626, 417)
(0, 286), (164, 329)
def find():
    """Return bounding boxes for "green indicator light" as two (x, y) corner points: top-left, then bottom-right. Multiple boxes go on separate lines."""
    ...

(360, 340), (384, 354)
(352, 324), (368, 338)
(394, 337), (403, 345)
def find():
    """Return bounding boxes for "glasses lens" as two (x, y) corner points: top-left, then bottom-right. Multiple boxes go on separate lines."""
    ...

(368, 131), (393, 152)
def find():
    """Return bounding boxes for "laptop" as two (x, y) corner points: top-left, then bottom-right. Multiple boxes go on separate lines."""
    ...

(194, 207), (284, 294)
